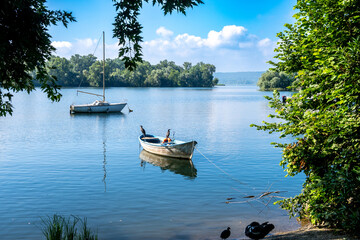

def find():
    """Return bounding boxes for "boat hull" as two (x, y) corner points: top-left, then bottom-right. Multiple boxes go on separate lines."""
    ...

(70, 102), (126, 113)
(139, 135), (197, 159)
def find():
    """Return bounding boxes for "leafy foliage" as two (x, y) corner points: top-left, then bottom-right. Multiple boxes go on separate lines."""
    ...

(257, 71), (296, 91)
(252, 0), (360, 232)
(0, 0), (75, 116)
(112, 0), (203, 70)
(44, 56), (217, 88)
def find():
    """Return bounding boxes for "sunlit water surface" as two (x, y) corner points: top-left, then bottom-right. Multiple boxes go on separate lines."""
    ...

(0, 86), (303, 239)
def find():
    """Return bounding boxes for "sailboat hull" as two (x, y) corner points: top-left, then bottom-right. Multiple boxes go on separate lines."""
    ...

(70, 102), (127, 113)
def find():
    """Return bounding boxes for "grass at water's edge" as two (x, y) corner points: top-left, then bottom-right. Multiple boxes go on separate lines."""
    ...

(41, 214), (98, 240)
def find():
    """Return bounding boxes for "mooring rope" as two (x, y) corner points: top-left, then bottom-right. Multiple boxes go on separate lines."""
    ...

(77, 34), (103, 88)
(195, 147), (247, 185)
(92, 34), (103, 57)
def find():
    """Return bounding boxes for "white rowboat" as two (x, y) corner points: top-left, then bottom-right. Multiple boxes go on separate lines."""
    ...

(139, 135), (197, 159)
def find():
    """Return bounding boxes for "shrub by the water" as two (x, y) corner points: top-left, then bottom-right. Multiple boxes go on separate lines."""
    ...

(252, 0), (360, 233)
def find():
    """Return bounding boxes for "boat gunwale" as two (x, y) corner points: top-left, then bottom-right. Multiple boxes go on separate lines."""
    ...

(139, 135), (195, 147)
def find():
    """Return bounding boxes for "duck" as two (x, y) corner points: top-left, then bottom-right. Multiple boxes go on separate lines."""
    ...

(220, 227), (231, 240)
(245, 221), (274, 239)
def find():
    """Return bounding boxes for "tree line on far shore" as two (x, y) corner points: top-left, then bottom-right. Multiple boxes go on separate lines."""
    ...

(38, 53), (294, 91)
(36, 55), (219, 88)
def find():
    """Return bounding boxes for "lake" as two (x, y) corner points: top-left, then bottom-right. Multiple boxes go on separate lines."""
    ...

(0, 86), (303, 239)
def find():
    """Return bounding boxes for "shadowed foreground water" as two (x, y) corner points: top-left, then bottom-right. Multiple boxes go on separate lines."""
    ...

(0, 86), (303, 239)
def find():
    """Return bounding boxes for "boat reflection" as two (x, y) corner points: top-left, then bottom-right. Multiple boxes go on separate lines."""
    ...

(139, 150), (197, 179)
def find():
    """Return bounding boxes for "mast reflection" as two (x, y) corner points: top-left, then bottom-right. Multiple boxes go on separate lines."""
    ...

(102, 140), (107, 192)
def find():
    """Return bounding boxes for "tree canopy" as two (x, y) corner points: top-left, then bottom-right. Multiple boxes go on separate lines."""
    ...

(44, 56), (217, 88)
(252, 0), (360, 232)
(0, 0), (75, 116)
(257, 71), (296, 91)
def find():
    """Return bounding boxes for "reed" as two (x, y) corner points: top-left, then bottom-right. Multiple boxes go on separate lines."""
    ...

(41, 214), (98, 240)
(77, 217), (98, 240)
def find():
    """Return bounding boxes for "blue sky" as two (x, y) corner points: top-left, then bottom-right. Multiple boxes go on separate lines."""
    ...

(48, 0), (296, 72)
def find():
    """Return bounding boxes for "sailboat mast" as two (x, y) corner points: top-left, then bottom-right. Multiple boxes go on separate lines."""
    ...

(102, 31), (105, 102)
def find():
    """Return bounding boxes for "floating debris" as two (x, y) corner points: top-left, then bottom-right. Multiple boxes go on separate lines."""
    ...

(226, 190), (287, 204)
(243, 195), (255, 199)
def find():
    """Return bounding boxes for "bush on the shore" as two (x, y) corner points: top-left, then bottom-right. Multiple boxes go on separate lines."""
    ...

(252, 0), (360, 233)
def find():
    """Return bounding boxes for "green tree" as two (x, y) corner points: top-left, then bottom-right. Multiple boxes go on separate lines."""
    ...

(168, 69), (180, 86)
(198, 62), (216, 87)
(119, 61), (149, 87)
(212, 77), (219, 86)
(107, 58), (126, 86)
(86, 61), (105, 87)
(145, 69), (165, 87)
(70, 54), (97, 86)
(135, 61), (153, 86)
(257, 71), (295, 91)
(155, 60), (182, 72)
(109, 68), (126, 86)
(179, 62), (216, 87)
(46, 56), (77, 87)
(252, 0), (360, 232)
(183, 62), (192, 71)
(0, 0), (75, 116)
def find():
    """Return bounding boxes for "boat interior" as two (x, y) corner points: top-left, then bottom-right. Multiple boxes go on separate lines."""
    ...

(141, 135), (161, 143)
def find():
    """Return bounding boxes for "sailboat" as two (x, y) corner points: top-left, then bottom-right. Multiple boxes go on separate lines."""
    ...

(70, 32), (127, 113)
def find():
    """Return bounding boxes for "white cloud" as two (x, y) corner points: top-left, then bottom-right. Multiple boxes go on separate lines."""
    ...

(257, 38), (277, 57)
(205, 25), (247, 48)
(51, 41), (72, 48)
(142, 25), (277, 71)
(51, 25), (277, 71)
(156, 27), (173, 38)
(76, 38), (97, 48)
(238, 42), (254, 48)
(51, 38), (120, 59)
(174, 34), (204, 48)
(257, 38), (272, 47)
(150, 25), (250, 49)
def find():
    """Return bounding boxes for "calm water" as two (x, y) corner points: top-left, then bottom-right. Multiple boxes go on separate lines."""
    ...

(0, 86), (303, 239)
